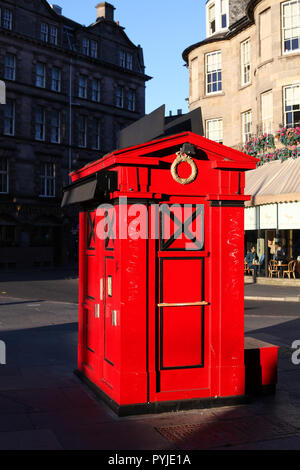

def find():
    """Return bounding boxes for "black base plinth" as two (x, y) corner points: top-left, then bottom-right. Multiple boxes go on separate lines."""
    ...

(74, 370), (251, 417)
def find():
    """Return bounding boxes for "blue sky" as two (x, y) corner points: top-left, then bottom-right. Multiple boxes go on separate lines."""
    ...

(56, 0), (206, 115)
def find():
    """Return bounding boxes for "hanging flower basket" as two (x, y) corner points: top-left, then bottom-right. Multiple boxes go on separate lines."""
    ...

(243, 128), (300, 167)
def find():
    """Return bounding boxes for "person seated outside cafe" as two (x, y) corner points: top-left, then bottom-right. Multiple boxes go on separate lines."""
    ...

(273, 242), (286, 263)
(246, 245), (259, 283)
(273, 242), (287, 276)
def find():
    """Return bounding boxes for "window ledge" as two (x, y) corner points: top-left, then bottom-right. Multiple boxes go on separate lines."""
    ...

(204, 92), (225, 99)
(279, 51), (300, 59)
(239, 82), (252, 91)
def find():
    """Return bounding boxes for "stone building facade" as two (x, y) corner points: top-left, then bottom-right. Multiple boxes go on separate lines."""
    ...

(0, 0), (150, 268)
(183, 0), (300, 149)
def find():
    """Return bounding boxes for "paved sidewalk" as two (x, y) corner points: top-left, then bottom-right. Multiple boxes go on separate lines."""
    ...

(0, 295), (300, 450)
(0, 268), (78, 304)
(245, 283), (300, 302)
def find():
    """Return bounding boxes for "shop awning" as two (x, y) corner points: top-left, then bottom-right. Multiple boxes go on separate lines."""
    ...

(245, 158), (300, 206)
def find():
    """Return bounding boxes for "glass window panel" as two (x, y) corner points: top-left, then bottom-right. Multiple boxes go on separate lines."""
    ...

(36, 63), (45, 88)
(4, 54), (16, 80)
(282, 1), (300, 52)
(206, 118), (223, 143)
(49, 26), (58, 45)
(4, 99), (15, 136)
(206, 51), (222, 94)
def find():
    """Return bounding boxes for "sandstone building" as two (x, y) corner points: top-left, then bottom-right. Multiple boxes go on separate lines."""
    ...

(183, 0), (300, 149)
(0, 0), (150, 267)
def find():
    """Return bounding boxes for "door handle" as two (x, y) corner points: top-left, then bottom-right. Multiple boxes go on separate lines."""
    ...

(95, 303), (100, 318)
(107, 276), (112, 297)
(157, 301), (209, 307)
(111, 310), (118, 326)
(100, 278), (104, 301)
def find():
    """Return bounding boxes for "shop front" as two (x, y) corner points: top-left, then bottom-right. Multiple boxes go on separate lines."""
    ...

(245, 203), (300, 277)
(244, 158), (300, 278)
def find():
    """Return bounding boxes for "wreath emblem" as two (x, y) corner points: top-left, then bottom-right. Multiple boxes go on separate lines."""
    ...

(170, 151), (198, 185)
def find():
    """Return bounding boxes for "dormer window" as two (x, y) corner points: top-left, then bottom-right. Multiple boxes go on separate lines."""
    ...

(221, 0), (227, 28)
(206, 0), (228, 37)
(208, 4), (216, 35)
(41, 23), (58, 45)
(82, 38), (98, 58)
(1, 8), (13, 30)
(119, 50), (133, 70)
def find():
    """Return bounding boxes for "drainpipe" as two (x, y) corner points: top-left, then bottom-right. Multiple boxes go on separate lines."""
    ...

(0, 80), (6, 104)
(68, 62), (73, 181)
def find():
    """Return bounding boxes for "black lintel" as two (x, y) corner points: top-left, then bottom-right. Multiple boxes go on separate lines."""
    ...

(61, 171), (118, 208)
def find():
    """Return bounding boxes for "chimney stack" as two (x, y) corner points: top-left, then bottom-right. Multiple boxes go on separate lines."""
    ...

(96, 2), (115, 22)
(50, 4), (62, 15)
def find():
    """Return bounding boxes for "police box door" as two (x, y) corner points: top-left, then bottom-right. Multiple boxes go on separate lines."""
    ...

(151, 203), (210, 401)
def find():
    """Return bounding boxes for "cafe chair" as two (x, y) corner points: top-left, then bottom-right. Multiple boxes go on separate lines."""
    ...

(283, 260), (296, 279)
(268, 260), (279, 278)
(244, 260), (251, 275)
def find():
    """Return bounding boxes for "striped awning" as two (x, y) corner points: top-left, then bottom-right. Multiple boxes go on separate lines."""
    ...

(245, 158), (300, 206)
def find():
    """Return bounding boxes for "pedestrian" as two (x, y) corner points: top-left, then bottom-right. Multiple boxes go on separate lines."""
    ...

(246, 245), (259, 283)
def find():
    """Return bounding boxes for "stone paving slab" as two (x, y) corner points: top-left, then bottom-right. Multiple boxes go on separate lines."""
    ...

(0, 429), (63, 450)
(155, 416), (299, 450)
(0, 294), (300, 449)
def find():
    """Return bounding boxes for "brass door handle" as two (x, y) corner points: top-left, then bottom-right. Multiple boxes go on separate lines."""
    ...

(95, 303), (100, 318)
(157, 301), (209, 307)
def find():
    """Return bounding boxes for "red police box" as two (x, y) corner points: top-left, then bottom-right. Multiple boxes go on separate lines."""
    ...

(62, 131), (258, 415)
